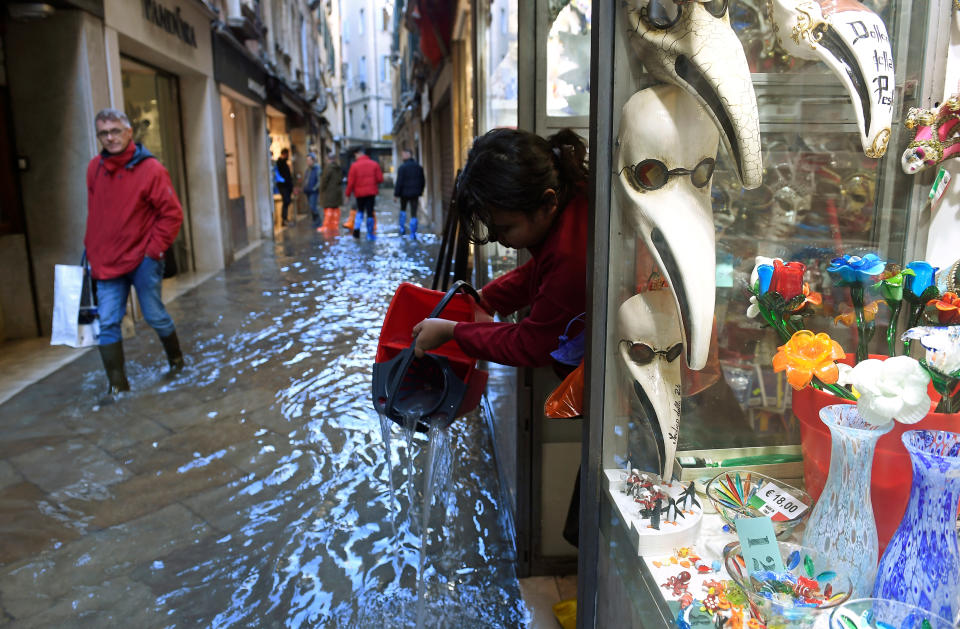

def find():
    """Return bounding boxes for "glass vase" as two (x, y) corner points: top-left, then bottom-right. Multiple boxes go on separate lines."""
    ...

(873, 430), (960, 623)
(801, 404), (893, 597)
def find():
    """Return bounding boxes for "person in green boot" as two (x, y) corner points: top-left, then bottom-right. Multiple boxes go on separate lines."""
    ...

(84, 108), (186, 396)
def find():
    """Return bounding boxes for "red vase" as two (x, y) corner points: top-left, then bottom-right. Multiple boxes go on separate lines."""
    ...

(794, 370), (960, 554)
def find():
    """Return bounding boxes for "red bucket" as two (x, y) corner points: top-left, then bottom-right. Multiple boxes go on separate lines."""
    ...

(375, 282), (487, 419)
(794, 361), (959, 553)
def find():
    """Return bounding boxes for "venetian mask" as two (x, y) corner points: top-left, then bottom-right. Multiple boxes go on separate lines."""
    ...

(901, 96), (960, 175)
(622, 0), (763, 189)
(766, 0), (895, 158)
(616, 85), (719, 371)
(618, 290), (684, 481)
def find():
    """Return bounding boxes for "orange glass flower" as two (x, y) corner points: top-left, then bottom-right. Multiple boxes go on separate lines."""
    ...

(833, 300), (880, 326)
(772, 330), (846, 390)
(928, 292), (960, 324)
(788, 283), (822, 313)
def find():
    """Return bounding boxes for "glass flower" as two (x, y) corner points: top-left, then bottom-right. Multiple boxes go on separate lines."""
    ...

(750, 256), (782, 294)
(827, 253), (886, 285)
(927, 292), (960, 324)
(874, 264), (914, 302)
(769, 260), (806, 301)
(772, 330), (846, 390)
(837, 356), (931, 425)
(904, 260), (939, 298)
(903, 326), (960, 376)
(833, 300), (880, 326)
(789, 283), (822, 312)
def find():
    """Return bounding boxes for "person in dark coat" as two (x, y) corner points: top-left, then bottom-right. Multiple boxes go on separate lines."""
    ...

(393, 148), (426, 240)
(317, 151), (344, 234)
(303, 153), (321, 227)
(276, 148), (294, 226)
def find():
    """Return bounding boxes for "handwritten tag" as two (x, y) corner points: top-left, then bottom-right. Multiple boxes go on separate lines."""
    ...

(735, 516), (786, 574)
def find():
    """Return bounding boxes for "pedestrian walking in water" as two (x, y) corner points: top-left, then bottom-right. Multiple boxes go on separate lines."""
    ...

(303, 152), (321, 228)
(317, 150), (344, 234)
(344, 146), (383, 240)
(276, 148), (294, 226)
(394, 148), (426, 240)
(84, 108), (185, 396)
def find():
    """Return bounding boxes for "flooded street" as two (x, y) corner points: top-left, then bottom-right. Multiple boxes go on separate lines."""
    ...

(0, 197), (528, 628)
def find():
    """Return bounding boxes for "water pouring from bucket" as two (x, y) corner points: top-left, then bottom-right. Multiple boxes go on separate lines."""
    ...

(372, 280), (489, 433)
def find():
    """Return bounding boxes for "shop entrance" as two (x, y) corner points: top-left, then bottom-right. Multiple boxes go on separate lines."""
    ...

(120, 56), (192, 277)
(220, 93), (258, 252)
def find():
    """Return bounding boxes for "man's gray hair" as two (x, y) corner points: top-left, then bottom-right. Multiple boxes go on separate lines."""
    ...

(95, 108), (131, 128)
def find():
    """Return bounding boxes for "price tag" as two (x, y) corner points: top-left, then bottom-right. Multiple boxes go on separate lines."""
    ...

(734, 516), (786, 574)
(748, 484), (808, 522)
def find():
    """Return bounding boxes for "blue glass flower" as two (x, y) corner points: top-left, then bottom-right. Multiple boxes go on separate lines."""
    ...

(757, 264), (774, 294)
(827, 253), (887, 285)
(904, 260), (939, 298)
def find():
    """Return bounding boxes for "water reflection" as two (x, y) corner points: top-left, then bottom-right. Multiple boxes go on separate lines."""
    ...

(0, 219), (528, 627)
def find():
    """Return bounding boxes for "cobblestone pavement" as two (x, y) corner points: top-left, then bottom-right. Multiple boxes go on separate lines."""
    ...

(0, 194), (528, 628)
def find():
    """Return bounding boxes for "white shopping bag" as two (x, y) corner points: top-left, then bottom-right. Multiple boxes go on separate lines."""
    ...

(50, 263), (100, 348)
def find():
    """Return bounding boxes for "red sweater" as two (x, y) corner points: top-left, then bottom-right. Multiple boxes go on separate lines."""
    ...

(345, 154), (384, 198)
(84, 142), (183, 280)
(454, 191), (588, 367)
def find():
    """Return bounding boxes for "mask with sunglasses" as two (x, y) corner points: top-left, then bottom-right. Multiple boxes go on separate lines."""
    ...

(617, 290), (684, 480)
(622, 0), (762, 189)
(616, 85), (718, 372)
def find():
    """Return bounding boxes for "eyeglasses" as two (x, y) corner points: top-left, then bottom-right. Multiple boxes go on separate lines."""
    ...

(620, 157), (715, 191)
(96, 128), (127, 140)
(639, 0), (728, 29)
(619, 340), (683, 364)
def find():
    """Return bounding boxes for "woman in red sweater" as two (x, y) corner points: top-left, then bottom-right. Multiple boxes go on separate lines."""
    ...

(413, 128), (588, 371)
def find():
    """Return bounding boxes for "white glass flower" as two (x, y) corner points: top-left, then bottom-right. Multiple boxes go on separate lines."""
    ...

(902, 326), (960, 376)
(746, 295), (760, 318)
(840, 356), (931, 426)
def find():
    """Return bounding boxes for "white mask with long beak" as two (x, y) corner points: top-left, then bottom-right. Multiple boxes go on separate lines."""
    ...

(767, 0), (894, 158)
(618, 290), (684, 480)
(616, 85), (718, 371)
(622, 0), (763, 189)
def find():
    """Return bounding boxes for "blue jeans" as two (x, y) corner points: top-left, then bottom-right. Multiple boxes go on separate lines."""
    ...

(96, 257), (176, 345)
(307, 192), (320, 225)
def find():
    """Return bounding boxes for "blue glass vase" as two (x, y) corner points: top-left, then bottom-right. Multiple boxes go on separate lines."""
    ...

(801, 404), (892, 597)
(873, 430), (960, 623)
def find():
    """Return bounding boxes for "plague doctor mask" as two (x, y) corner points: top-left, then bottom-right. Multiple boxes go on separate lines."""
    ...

(622, 0), (763, 189)
(616, 85), (719, 371)
(767, 0), (895, 158)
(618, 290), (684, 480)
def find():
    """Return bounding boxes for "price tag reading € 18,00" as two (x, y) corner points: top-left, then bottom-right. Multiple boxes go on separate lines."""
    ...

(746, 484), (809, 522)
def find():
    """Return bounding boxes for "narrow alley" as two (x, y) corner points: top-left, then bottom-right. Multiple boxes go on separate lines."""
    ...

(0, 196), (527, 628)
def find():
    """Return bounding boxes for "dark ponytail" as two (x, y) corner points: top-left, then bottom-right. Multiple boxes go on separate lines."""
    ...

(455, 127), (588, 244)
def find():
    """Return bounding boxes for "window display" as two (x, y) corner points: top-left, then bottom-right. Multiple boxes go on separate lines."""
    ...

(585, 0), (954, 626)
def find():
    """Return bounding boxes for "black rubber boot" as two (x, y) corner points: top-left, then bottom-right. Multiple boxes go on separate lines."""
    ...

(98, 342), (130, 395)
(159, 331), (185, 377)
(353, 227), (361, 239)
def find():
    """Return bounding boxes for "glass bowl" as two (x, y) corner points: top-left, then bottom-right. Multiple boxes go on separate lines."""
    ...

(706, 470), (812, 539)
(723, 541), (853, 628)
(830, 598), (956, 629)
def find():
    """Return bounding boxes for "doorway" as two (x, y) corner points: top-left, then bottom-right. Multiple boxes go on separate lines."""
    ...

(120, 56), (193, 277)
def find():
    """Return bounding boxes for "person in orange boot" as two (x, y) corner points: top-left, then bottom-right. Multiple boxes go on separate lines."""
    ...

(318, 151), (343, 233)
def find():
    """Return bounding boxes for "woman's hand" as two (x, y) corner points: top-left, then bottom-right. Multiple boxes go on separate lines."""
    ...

(412, 318), (457, 357)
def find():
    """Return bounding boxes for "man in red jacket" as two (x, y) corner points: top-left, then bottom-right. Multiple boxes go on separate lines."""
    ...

(84, 108), (185, 395)
(344, 146), (383, 240)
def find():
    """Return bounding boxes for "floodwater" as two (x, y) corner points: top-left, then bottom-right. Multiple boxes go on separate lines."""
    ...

(0, 203), (529, 628)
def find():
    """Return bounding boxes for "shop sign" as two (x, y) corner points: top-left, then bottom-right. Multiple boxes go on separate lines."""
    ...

(142, 0), (198, 48)
(247, 78), (266, 100)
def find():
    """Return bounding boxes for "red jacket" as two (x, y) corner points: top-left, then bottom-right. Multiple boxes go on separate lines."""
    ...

(84, 142), (183, 280)
(453, 190), (588, 367)
(345, 154), (384, 198)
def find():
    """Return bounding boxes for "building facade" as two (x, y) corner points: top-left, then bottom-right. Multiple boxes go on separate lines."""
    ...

(0, 0), (341, 342)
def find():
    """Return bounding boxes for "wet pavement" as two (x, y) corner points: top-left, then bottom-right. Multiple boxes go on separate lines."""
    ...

(0, 195), (529, 628)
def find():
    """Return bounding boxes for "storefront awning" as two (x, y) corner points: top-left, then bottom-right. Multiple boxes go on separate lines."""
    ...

(405, 0), (454, 67)
(212, 24), (268, 104)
